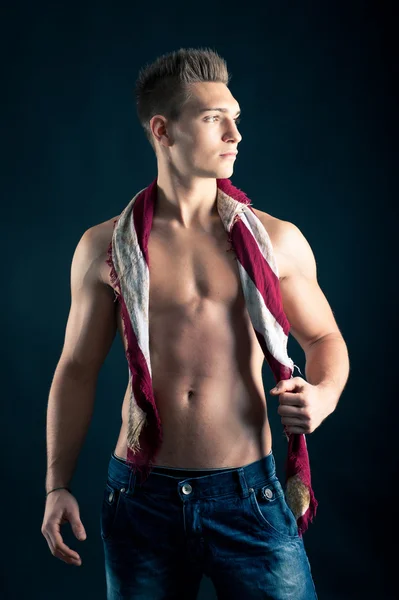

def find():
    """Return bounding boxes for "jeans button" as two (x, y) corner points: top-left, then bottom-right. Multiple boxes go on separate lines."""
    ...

(181, 483), (192, 495)
(263, 487), (273, 499)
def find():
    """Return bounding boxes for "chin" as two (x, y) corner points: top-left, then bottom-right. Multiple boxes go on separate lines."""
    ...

(199, 164), (235, 178)
(219, 167), (235, 177)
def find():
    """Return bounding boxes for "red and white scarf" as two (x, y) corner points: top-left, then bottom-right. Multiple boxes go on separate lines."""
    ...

(106, 177), (318, 536)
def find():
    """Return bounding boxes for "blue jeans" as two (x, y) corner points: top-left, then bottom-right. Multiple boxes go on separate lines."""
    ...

(100, 450), (318, 599)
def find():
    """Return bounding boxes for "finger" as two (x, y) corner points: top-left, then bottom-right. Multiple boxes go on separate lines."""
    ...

(278, 392), (305, 406)
(47, 524), (81, 562)
(271, 378), (306, 394)
(271, 380), (295, 393)
(71, 520), (87, 541)
(278, 404), (302, 416)
(52, 545), (82, 565)
(56, 552), (82, 566)
(281, 417), (303, 426)
(43, 530), (81, 565)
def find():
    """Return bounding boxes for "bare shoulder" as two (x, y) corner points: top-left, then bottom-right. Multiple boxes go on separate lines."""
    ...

(85, 215), (118, 248)
(76, 215), (119, 287)
(251, 207), (292, 279)
(251, 207), (283, 236)
(252, 207), (318, 282)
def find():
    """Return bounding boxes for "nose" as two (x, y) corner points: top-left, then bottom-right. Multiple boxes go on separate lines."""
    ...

(223, 121), (242, 145)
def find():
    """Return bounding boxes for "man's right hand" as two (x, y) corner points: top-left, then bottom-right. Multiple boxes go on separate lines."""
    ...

(41, 489), (87, 566)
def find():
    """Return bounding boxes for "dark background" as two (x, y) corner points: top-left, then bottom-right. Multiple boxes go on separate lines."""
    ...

(1, 1), (397, 598)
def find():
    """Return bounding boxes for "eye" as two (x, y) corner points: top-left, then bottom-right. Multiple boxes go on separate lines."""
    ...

(204, 116), (241, 124)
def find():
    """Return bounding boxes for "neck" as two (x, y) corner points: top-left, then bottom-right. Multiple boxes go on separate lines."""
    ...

(154, 170), (219, 229)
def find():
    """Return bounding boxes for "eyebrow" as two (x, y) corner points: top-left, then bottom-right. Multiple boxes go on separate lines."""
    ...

(199, 107), (241, 116)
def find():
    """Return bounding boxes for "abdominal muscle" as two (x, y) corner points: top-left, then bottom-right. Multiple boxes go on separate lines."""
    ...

(113, 297), (273, 469)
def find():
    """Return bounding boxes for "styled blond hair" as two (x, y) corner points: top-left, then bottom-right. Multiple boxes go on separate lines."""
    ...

(134, 47), (230, 151)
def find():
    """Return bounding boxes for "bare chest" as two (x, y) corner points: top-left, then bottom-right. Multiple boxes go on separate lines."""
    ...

(147, 211), (285, 310)
(148, 220), (241, 311)
(105, 209), (284, 466)
(100, 210), (287, 341)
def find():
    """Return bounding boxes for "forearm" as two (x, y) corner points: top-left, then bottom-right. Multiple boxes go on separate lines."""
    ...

(45, 363), (97, 493)
(304, 334), (350, 413)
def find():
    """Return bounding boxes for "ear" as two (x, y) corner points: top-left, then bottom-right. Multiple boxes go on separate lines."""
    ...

(150, 115), (173, 148)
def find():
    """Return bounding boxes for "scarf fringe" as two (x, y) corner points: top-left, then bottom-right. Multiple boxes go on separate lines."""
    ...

(106, 227), (155, 467)
(297, 487), (318, 537)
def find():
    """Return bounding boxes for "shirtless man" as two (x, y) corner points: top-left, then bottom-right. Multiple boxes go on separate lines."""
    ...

(41, 48), (349, 599)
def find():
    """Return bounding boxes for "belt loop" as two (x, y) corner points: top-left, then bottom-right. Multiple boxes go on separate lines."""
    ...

(127, 468), (136, 495)
(270, 451), (276, 472)
(237, 468), (250, 498)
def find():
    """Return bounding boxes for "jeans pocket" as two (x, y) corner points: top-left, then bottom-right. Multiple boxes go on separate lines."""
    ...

(100, 480), (124, 541)
(249, 476), (300, 542)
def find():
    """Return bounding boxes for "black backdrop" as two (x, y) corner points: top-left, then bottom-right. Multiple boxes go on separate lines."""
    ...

(1, 1), (397, 598)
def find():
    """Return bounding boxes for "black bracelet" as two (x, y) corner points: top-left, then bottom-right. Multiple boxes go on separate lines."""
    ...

(46, 486), (72, 497)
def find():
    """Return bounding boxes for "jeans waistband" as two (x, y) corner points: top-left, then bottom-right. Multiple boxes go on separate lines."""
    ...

(105, 450), (277, 500)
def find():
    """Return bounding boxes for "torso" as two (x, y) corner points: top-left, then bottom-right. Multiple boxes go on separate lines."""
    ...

(98, 206), (290, 468)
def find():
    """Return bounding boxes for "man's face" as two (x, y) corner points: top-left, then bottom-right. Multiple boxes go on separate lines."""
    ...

(154, 82), (242, 178)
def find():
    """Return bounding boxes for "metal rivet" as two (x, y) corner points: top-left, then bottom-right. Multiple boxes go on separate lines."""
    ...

(120, 487), (125, 493)
(248, 487), (254, 493)
(264, 487), (273, 499)
(181, 483), (193, 495)
(108, 491), (114, 502)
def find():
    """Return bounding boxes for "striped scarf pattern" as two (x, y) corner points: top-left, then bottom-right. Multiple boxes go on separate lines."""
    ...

(106, 177), (318, 536)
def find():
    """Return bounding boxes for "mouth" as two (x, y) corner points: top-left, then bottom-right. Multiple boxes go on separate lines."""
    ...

(220, 152), (238, 158)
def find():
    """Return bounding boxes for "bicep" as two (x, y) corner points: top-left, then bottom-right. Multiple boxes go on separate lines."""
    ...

(278, 222), (342, 351)
(58, 229), (117, 377)
(280, 271), (341, 351)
